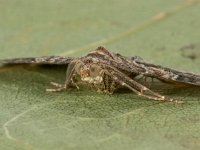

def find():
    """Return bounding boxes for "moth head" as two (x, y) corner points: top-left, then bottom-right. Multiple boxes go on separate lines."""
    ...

(79, 63), (103, 83)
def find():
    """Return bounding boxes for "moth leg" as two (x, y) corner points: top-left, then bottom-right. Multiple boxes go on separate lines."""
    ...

(140, 76), (154, 88)
(105, 68), (183, 103)
(49, 82), (64, 88)
(46, 61), (78, 92)
(71, 74), (80, 89)
(46, 86), (66, 92)
(46, 82), (67, 92)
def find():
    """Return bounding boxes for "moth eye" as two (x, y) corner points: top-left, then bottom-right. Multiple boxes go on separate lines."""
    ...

(90, 64), (101, 76)
(90, 66), (96, 72)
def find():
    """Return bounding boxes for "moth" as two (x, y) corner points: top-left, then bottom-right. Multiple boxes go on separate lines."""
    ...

(1, 46), (200, 103)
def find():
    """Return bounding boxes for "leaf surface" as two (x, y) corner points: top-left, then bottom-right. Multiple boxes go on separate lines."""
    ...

(1, 0), (200, 150)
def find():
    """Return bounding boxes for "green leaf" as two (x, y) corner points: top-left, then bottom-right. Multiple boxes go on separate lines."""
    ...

(1, 0), (200, 150)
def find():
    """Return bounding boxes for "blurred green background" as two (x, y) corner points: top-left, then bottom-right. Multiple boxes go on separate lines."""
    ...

(1, 0), (200, 150)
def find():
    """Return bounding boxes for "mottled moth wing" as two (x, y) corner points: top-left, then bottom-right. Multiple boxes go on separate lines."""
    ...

(133, 58), (200, 86)
(0, 56), (74, 65)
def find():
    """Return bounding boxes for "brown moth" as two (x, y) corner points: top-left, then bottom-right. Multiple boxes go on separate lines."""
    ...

(2, 46), (200, 103)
